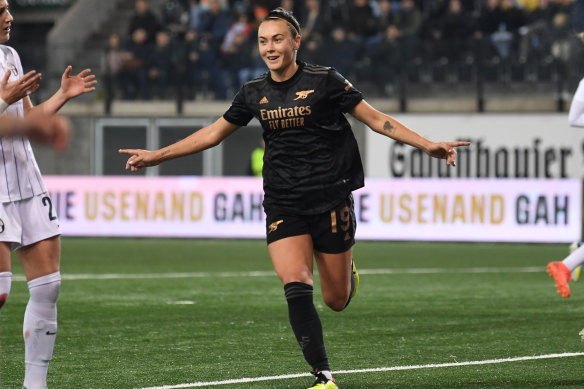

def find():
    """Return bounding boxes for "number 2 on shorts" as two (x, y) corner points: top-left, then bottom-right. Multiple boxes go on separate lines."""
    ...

(42, 196), (57, 221)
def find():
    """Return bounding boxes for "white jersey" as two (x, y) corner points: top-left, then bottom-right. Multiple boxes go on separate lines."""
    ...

(0, 45), (46, 202)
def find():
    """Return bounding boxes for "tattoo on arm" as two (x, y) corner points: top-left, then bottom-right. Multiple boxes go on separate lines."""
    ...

(383, 120), (395, 135)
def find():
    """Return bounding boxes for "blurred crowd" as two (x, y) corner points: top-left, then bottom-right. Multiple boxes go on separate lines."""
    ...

(102, 0), (584, 100)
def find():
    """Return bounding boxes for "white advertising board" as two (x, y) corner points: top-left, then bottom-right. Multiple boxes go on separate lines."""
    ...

(365, 113), (584, 179)
(44, 176), (581, 243)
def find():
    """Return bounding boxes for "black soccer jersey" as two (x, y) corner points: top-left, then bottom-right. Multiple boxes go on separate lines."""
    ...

(223, 61), (364, 215)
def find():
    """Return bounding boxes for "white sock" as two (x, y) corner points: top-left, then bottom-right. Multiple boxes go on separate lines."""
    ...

(320, 370), (333, 380)
(563, 245), (584, 271)
(0, 271), (12, 316)
(23, 272), (61, 389)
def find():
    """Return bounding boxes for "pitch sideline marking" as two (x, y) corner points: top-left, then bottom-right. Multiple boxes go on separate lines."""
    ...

(12, 266), (544, 282)
(135, 352), (584, 389)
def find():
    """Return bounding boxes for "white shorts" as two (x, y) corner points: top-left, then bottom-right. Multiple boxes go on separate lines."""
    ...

(0, 194), (61, 250)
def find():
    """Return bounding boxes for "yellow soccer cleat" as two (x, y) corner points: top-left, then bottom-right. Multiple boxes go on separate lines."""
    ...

(344, 258), (359, 308)
(573, 266), (582, 282)
(351, 257), (359, 299)
(308, 371), (338, 389)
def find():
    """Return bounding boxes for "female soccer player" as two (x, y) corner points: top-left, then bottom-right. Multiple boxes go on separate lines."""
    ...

(120, 8), (468, 389)
(547, 73), (584, 298)
(0, 1), (96, 388)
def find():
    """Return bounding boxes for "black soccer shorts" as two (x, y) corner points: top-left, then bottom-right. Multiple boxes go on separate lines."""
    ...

(265, 195), (356, 254)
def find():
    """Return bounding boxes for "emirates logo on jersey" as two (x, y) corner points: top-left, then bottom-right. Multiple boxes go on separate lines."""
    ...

(260, 105), (312, 130)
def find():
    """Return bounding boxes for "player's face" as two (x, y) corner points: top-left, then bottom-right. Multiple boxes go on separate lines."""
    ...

(258, 20), (300, 79)
(0, 0), (12, 43)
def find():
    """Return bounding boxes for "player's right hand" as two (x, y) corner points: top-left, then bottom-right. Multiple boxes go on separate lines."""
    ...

(0, 70), (41, 104)
(119, 149), (160, 172)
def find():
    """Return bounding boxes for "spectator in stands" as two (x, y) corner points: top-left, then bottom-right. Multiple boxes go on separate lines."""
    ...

(198, 35), (227, 99)
(438, 0), (472, 60)
(492, 0), (528, 60)
(491, 21), (514, 59)
(189, 0), (203, 32)
(149, 30), (176, 99)
(517, 0), (557, 61)
(394, 0), (423, 37)
(162, 0), (190, 38)
(237, 42), (267, 85)
(500, 0), (527, 33)
(179, 29), (201, 99)
(550, 11), (576, 63)
(221, 13), (254, 95)
(321, 27), (357, 77)
(364, 24), (403, 96)
(128, 0), (161, 44)
(345, 0), (379, 43)
(393, 0), (423, 60)
(473, 0), (505, 59)
(122, 28), (152, 99)
(376, 0), (396, 32)
(197, 0), (230, 51)
(300, 0), (328, 42)
(236, 7), (270, 85)
(220, 12), (253, 54)
(102, 33), (132, 101)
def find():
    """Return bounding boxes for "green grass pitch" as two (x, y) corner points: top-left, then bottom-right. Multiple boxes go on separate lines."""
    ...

(1, 238), (583, 388)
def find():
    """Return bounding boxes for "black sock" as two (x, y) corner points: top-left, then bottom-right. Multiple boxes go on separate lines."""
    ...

(284, 282), (330, 372)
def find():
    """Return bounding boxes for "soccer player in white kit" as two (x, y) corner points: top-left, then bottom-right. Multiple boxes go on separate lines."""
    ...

(547, 76), (584, 299)
(0, 1), (96, 388)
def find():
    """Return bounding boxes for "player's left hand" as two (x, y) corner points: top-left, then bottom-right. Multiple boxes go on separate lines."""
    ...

(60, 66), (97, 99)
(426, 141), (470, 166)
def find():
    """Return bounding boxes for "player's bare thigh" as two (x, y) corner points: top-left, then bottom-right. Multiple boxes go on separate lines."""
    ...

(17, 236), (60, 281)
(314, 248), (352, 311)
(0, 241), (11, 272)
(268, 234), (314, 286)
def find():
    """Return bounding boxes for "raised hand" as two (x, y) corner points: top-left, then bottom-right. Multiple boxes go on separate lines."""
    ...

(60, 65), (97, 99)
(0, 69), (41, 104)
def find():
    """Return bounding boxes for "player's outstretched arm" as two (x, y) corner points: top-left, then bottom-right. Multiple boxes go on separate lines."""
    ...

(120, 117), (240, 172)
(349, 100), (470, 166)
(0, 114), (70, 152)
(24, 65), (97, 116)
